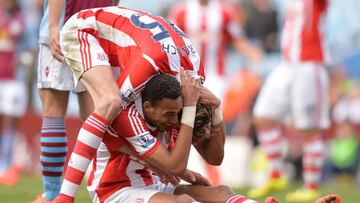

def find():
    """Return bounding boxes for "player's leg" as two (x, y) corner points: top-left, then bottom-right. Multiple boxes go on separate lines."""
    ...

(175, 184), (263, 203)
(286, 63), (329, 202)
(149, 193), (195, 203)
(76, 90), (94, 121)
(36, 43), (72, 202)
(57, 20), (122, 202)
(249, 62), (291, 198)
(0, 80), (27, 186)
(90, 185), (196, 203)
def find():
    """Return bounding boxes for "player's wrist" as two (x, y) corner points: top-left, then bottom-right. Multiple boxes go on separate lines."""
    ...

(181, 106), (197, 128)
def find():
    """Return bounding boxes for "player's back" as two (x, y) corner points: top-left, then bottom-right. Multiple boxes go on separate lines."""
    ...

(75, 6), (202, 75)
(0, 8), (24, 79)
(281, 0), (328, 62)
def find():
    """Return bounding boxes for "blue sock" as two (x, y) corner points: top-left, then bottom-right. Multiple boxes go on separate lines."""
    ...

(0, 129), (16, 171)
(40, 117), (67, 201)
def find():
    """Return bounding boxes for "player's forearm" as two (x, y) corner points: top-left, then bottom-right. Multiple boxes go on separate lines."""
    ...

(147, 124), (193, 176)
(234, 37), (262, 62)
(49, 0), (63, 29)
(196, 122), (226, 165)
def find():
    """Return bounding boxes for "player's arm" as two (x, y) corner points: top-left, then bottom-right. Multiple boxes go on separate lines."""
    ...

(194, 121), (226, 165)
(48, 0), (64, 62)
(116, 57), (159, 107)
(194, 86), (226, 165)
(223, 5), (263, 63)
(233, 36), (263, 63)
(144, 70), (200, 176)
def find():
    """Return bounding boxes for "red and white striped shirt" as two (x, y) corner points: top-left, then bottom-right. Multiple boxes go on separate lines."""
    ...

(73, 6), (205, 106)
(281, 0), (328, 62)
(87, 101), (178, 202)
(170, 0), (243, 76)
(0, 9), (24, 79)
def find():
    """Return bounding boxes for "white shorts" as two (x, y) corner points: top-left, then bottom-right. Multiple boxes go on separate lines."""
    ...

(37, 44), (85, 92)
(60, 14), (110, 83)
(89, 181), (176, 203)
(0, 80), (28, 117)
(253, 61), (330, 130)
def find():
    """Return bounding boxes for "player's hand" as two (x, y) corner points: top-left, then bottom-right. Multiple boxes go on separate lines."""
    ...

(181, 169), (211, 186)
(180, 68), (200, 106)
(147, 163), (180, 186)
(49, 25), (65, 63)
(199, 86), (220, 108)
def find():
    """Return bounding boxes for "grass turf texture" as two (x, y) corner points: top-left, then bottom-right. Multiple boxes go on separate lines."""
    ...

(0, 175), (358, 203)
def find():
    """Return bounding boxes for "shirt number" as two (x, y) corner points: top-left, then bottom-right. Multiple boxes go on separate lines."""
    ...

(130, 14), (187, 42)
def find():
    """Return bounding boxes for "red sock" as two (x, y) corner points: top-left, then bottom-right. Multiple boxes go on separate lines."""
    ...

(59, 113), (110, 200)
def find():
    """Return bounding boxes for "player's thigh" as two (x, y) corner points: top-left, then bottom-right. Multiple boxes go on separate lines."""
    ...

(0, 80), (28, 119)
(60, 24), (119, 109)
(253, 62), (291, 121)
(150, 192), (194, 203)
(100, 186), (186, 203)
(174, 184), (234, 203)
(60, 18), (116, 99)
(291, 63), (330, 130)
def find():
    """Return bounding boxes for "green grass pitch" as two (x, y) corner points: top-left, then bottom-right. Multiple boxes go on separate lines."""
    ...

(0, 175), (358, 202)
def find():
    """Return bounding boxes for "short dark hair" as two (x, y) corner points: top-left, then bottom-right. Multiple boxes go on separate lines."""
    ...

(142, 74), (181, 105)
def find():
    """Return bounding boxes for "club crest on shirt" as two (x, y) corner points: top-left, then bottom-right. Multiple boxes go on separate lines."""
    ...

(137, 133), (155, 148)
(44, 66), (50, 77)
(121, 89), (136, 106)
(135, 198), (144, 203)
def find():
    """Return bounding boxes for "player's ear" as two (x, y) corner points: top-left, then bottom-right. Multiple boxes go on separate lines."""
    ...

(143, 101), (154, 114)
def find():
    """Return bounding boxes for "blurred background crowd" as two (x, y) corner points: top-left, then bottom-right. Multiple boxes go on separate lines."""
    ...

(1, 0), (360, 195)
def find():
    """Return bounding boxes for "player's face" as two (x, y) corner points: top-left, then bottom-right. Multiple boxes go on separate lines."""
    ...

(144, 97), (183, 132)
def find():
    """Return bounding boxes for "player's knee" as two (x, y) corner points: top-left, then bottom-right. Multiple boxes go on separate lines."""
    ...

(175, 194), (195, 203)
(98, 95), (122, 113)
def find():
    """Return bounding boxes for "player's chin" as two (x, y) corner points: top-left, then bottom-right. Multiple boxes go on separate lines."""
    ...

(160, 125), (172, 132)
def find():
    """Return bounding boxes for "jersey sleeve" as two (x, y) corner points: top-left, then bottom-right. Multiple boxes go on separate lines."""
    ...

(110, 103), (160, 159)
(102, 130), (126, 152)
(116, 54), (159, 107)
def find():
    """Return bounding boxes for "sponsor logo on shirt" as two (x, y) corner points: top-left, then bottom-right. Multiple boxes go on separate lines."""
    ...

(137, 133), (155, 148)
